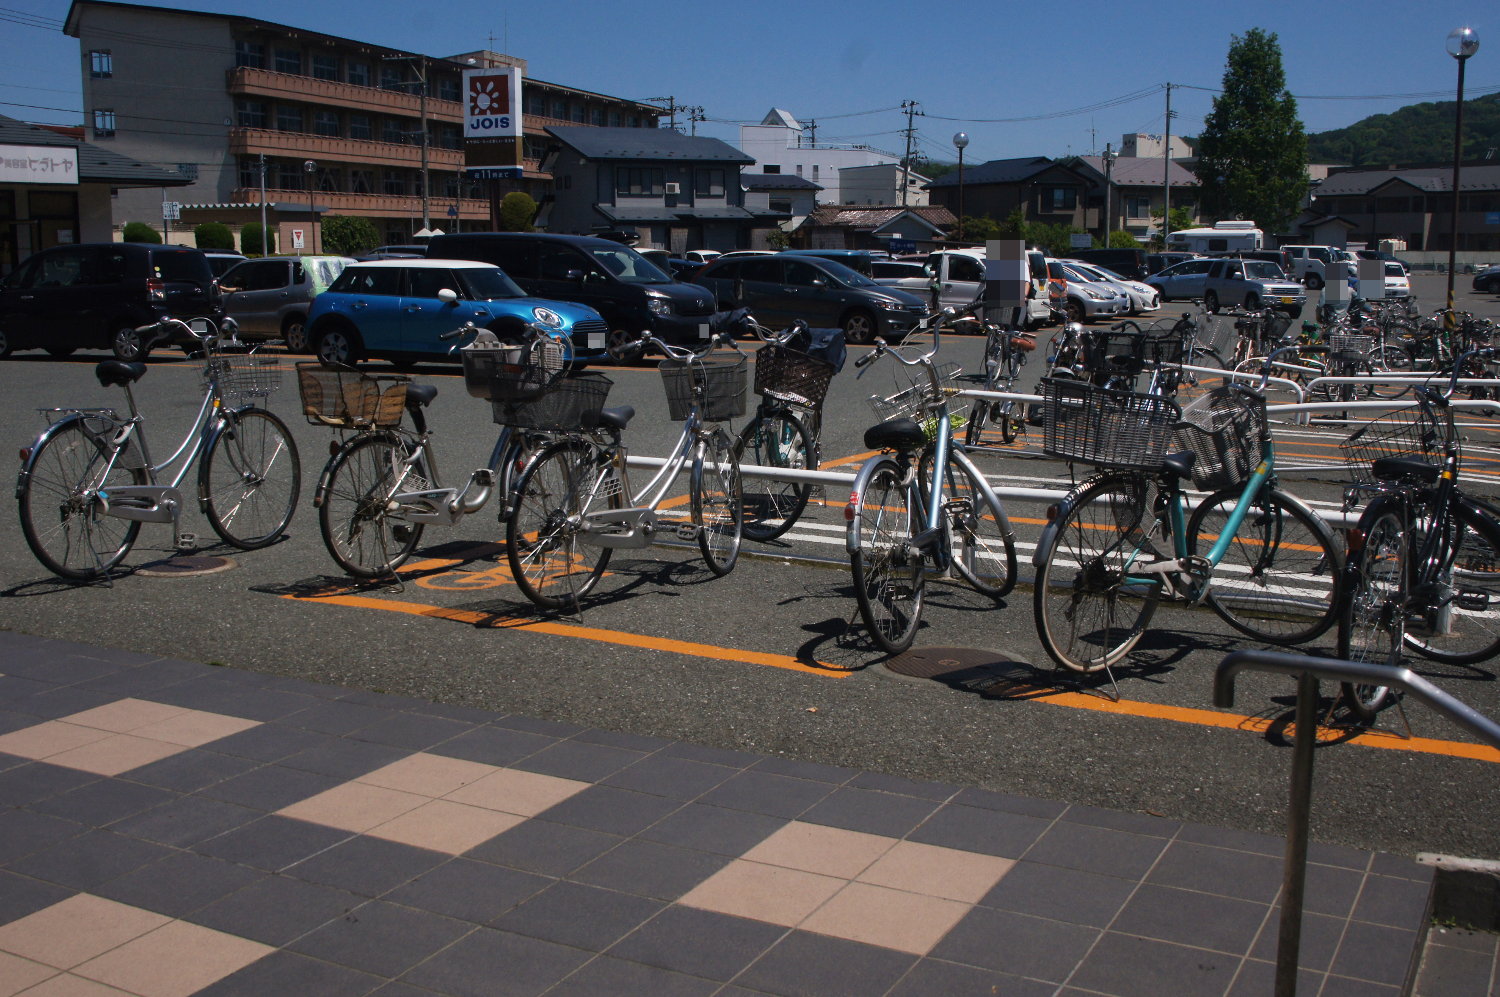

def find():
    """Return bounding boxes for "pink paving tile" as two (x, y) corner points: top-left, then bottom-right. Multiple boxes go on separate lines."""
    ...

(276, 781), (430, 833)
(0, 722), (113, 762)
(42, 734), (188, 777)
(356, 752), (502, 798)
(739, 821), (895, 879)
(444, 767), (589, 816)
(60, 699), (187, 734)
(0, 895), (170, 970)
(0, 950), (58, 995)
(678, 860), (846, 927)
(72, 920), (272, 997)
(126, 710), (259, 748)
(15, 974), (134, 996)
(800, 881), (972, 956)
(367, 799), (526, 854)
(856, 839), (1014, 903)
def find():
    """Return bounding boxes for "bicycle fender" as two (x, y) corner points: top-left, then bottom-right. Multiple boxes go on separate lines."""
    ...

(845, 456), (901, 554)
(1031, 472), (1110, 567)
(15, 413), (110, 501)
(195, 406), (263, 512)
(948, 449), (1016, 541)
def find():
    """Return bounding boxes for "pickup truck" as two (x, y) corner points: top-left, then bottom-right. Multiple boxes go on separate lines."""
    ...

(1202, 258), (1307, 317)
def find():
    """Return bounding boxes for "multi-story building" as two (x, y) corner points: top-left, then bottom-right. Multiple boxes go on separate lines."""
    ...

(63, 0), (660, 248)
(738, 109), (899, 206)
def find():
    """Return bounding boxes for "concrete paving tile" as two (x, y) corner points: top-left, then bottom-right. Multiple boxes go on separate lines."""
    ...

(1069, 932), (1243, 997)
(1328, 919), (1424, 989)
(93, 850), (264, 919)
(543, 955), (719, 997)
(606, 906), (787, 983)
(0, 810), (86, 867)
(636, 803), (785, 858)
(195, 764), (344, 812)
(385, 857), (552, 924)
(282, 834), (446, 898)
(347, 711), (477, 751)
(796, 787), (940, 839)
(741, 820), (893, 880)
(531, 785), (681, 837)
(511, 739), (648, 783)
(424, 725), (556, 767)
(906, 802), (1051, 859)
(191, 950), (383, 997)
(0, 949), (58, 994)
(464, 818), (623, 877)
(696, 771), (835, 819)
(277, 781), (429, 833)
(1110, 883), (1269, 955)
(571, 838), (731, 901)
(601, 755), (737, 801)
(0, 893), (170, 969)
(367, 799), (525, 855)
(108, 795), (261, 848)
(0, 762), (98, 810)
(193, 814), (351, 872)
(799, 882), (969, 956)
(1024, 820), (1171, 882)
(491, 880), (664, 951)
(288, 899), (471, 978)
(978, 860), (1135, 927)
(187, 873), (364, 947)
(115, 749), (260, 793)
(401, 926), (592, 997)
(0, 870), (73, 926)
(71, 919), (273, 997)
(679, 859), (846, 928)
(734, 930), (918, 997)
(1146, 839), (1284, 903)
(886, 958), (1057, 997)
(929, 906), (1100, 982)
(6, 830), (175, 893)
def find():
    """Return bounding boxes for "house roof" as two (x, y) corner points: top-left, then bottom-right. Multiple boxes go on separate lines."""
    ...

(758, 108), (801, 129)
(925, 156), (1057, 188)
(807, 205), (957, 231)
(1072, 155), (1198, 188)
(596, 204), (755, 223)
(1315, 164), (1500, 196)
(741, 173), (821, 191)
(0, 113), (190, 187)
(546, 126), (753, 163)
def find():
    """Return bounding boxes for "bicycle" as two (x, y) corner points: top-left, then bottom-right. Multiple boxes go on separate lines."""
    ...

(1031, 345), (1346, 675)
(17, 317), (300, 580)
(961, 312), (1035, 447)
(503, 330), (746, 611)
(843, 306), (1019, 654)
(305, 322), (574, 579)
(1336, 350), (1500, 720)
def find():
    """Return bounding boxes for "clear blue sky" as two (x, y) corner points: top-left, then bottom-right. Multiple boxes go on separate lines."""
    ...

(2, 0), (1495, 165)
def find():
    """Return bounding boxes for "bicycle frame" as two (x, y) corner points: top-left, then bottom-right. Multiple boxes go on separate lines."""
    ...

(573, 409), (705, 548)
(338, 424), (526, 529)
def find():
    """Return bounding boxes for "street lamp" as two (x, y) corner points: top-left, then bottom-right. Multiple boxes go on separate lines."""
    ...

(953, 132), (969, 243)
(303, 159), (317, 255)
(1445, 26), (1479, 325)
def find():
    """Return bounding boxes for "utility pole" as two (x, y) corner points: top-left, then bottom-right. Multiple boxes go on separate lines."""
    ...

(1102, 143), (1116, 244)
(686, 106), (705, 136)
(1162, 83), (1175, 246)
(900, 100), (923, 207)
(644, 97), (685, 130)
(257, 154), (267, 254)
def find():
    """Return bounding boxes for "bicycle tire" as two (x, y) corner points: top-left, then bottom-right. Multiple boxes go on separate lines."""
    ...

(693, 428), (742, 576)
(1033, 474), (1164, 673)
(941, 453), (1017, 599)
(1186, 485), (1344, 645)
(18, 418), (145, 580)
(318, 433), (424, 579)
(201, 408), (301, 549)
(1403, 499), (1500, 666)
(849, 459), (924, 654)
(735, 409), (814, 542)
(1339, 500), (1407, 721)
(963, 397), (992, 448)
(506, 439), (615, 610)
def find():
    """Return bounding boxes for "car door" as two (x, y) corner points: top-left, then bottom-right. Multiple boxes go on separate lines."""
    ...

(220, 260), (286, 337)
(28, 246), (103, 349)
(400, 267), (481, 354)
(780, 259), (842, 328)
(938, 253), (985, 309)
(335, 265), (406, 354)
(1163, 259), (1211, 300)
(732, 257), (789, 326)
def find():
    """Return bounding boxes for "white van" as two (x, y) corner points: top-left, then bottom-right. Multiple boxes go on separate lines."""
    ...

(1166, 221), (1264, 255)
(890, 247), (1055, 329)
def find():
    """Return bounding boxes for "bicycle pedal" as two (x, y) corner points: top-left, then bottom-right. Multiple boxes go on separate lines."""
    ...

(472, 468), (495, 488)
(174, 533), (198, 550)
(675, 523), (698, 541)
(1455, 590), (1491, 612)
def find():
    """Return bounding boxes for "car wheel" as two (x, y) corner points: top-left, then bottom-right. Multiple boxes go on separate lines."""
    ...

(1064, 300), (1085, 325)
(841, 309), (877, 345)
(1204, 291), (1220, 314)
(112, 325), (151, 362)
(315, 325), (362, 368)
(282, 315), (309, 353)
(1304, 274), (1324, 290)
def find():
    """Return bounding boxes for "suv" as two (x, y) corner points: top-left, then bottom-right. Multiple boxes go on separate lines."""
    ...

(885, 248), (1055, 330)
(1280, 245), (1337, 289)
(0, 242), (221, 361)
(425, 233), (719, 351)
(218, 255), (354, 352)
(203, 251), (248, 278)
(1202, 258), (1306, 316)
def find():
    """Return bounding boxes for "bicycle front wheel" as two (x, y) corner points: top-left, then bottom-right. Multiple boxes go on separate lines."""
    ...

(693, 430), (743, 576)
(202, 408), (301, 549)
(735, 409), (814, 542)
(1187, 485), (1344, 644)
(1403, 500), (1500, 665)
(506, 439), (615, 610)
(943, 455), (1017, 599)
(849, 459), (924, 654)
(1339, 501), (1407, 721)
(1033, 474), (1164, 673)
(318, 433), (424, 579)
(18, 418), (145, 580)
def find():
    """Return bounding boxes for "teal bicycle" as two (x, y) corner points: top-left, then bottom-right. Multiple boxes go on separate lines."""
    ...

(1032, 346), (1346, 673)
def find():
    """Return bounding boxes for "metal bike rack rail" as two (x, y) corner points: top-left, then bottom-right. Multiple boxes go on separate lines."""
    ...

(1214, 650), (1500, 997)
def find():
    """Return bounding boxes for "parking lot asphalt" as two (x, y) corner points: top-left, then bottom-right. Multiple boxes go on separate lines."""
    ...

(1, 273), (1498, 876)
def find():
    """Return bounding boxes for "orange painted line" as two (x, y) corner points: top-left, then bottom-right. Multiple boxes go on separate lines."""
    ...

(282, 591), (846, 677)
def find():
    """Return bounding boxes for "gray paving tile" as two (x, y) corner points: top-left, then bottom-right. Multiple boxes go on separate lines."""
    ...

(747, 755), (856, 784)
(1061, 802), (1181, 836)
(493, 714), (586, 738)
(401, 926), (592, 997)
(29, 775), (177, 826)
(1299, 861), (1367, 920)
(659, 741), (762, 769)
(1372, 850), (1433, 882)
(573, 727), (673, 752)
(637, 803), (785, 857)
(1175, 820), (1283, 856)
(5, 828), (175, 891)
(1411, 934), (1499, 997)
(491, 880), (664, 951)
(1249, 910), (1350, 973)
(94, 849), (264, 917)
(284, 834), (446, 898)
(929, 906), (1100, 982)
(289, 898), (473, 978)
(1070, 931), (1243, 997)
(385, 857), (552, 924)
(1020, 817), (1170, 881)
(108, 793), (261, 848)
(950, 787), (1067, 820)
(195, 814), (353, 871)
(0, 869), (72, 925)
(196, 762), (344, 811)
(1110, 883), (1269, 955)
(734, 930), (917, 997)
(189, 872), (366, 946)
(602, 754), (738, 801)
(1222, 958), (1328, 997)
(349, 711), (478, 751)
(0, 760), (98, 808)
(284, 699), (391, 735)
(206, 722), (334, 762)
(535, 785), (682, 837)
(887, 958), (1056, 997)
(1353, 872), (1435, 928)
(194, 949), (385, 997)
(571, 838), (731, 901)
(5, 686), (120, 719)
(425, 724), (557, 767)
(797, 786), (941, 838)
(512, 738), (649, 782)
(1314, 972), (1403, 996)
(1328, 919), (1424, 988)
(143, 681), (319, 721)
(545, 955), (719, 997)
(606, 905), (786, 983)
(0, 808), (86, 865)
(118, 748), (261, 793)
(696, 770), (836, 819)
(908, 802), (1050, 858)
(466, 818), (624, 877)
(848, 770), (961, 801)
(1144, 839), (1282, 902)
(979, 860), (1135, 927)
(279, 736), (411, 779)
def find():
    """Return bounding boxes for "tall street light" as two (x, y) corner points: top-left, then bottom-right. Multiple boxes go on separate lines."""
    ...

(1445, 26), (1479, 325)
(303, 159), (317, 255)
(953, 132), (968, 243)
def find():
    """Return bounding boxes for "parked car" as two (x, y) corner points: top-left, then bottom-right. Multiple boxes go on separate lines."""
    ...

(424, 233), (719, 351)
(1066, 248), (1150, 280)
(716, 250), (777, 259)
(1473, 264), (1500, 294)
(1221, 248), (1296, 275)
(356, 244), (428, 260)
(1279, 245), (1338, 288)
(0, 242), (221, 361)
(682, 250), (722, 265)
(885, 248), (1055, 329)
(1202, 258), (1306, 316)
(779, 249), (878, 277)
(1358, 249), (1410, 275)
(1381, 261), (1412, 299)
(871, 260), (929, 285)
(1145, 251), (1197, 275)
(305, 259), (609, 367)
(217, 255), (355, 352)
(1061, 260), (1160, 315)
(202, 251), (248, 278)
(691, 254), (928, 344)
(1145, 257), (1214, 302)
(1054, 261), (1129, 323)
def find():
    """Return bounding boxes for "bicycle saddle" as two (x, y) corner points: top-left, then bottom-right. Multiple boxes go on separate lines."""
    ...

(588, 405), (634, 433)
(404, 382), (438, 407)
(95, 361), (147, 388)
(1159, 451), (1196, 480)
(1371, 456), (1440, 484)
(865, 417), (927, 452)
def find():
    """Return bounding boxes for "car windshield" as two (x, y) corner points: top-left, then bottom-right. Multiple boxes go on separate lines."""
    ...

(457, 268), (527, 299)
(1385, 263), (1405, 276)
(1244, 261), (1285, 279)
(816, 260), (878, 288)
(588, 247), (671, 284)
(311, 259), (351, 290)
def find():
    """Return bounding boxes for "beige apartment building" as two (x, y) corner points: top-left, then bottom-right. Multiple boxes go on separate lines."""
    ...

(64, 0), (661, 248)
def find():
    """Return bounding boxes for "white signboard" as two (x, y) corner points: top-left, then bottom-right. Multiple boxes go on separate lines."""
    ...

(0, 144), (79, 185)
(162, 201), (181, 221)
(291, 228), (305, 250)
(462, 66), (523, 141)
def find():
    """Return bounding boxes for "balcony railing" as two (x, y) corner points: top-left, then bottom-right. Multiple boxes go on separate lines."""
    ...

(227, 66), (463, 123)
(233, 186), (491, 220)
(229, 127), (468, 169)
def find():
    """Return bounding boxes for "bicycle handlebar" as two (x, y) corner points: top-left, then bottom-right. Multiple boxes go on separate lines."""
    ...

(612, 328), (742, 363)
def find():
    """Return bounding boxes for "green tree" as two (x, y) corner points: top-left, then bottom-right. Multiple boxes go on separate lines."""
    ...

(954, 216), (1002, 242)
(241, 222), (275, 256)
(498, 191), (537, 232)
(193, 221), (235, 251)
(1105, 230), (1143, 249)
(1196, 28), (1308, 234)
(321, 215), (380, 257)
(121, 221), (161, 243)
(765, 228), (790, 250)
(1146, 206), (1197, 250)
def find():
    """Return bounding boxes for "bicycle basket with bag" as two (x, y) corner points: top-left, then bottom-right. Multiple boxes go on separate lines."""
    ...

(1173, 386), (1264, 491)
(462, 336), (568, 403)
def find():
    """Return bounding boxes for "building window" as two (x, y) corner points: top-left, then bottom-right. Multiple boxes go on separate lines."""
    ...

(313, 110), (340, 137)
(440, 125), (461, 150)
(347, 61), (370, 87)
(310, 52), (339, 81)
(795, 165), (803, 176)
(763, 165), (780, 174)
(234, 40), (264, 68)
(348, 114), (371, 140)
(608, 111), (621, 127)
(551, 98), (567, 119)
(238, 158), (260, 189)
(1043, 187), (1077, 212)
(437, 78), (460, 102)
(615, 167), (665, 196)
(235, 99), (266, 128)
(177, 163), (198, 181)
(383, 170), (407, 196)
(769, 198), (791, 213)
(381, 118), (405, 144)
(571, 103), (585, 123)
(273, 47), (301, 75)
(349, 169), (373, 194)
(275, 106), (303, 132)
(380, 65), (405, 92)
(1125, 195), (1150, 219)
(694, 169), (725, 198)
(525, 93), (545, 116)
(92, 109), (115, 138)
(89, 50), (112, 78)
(590, 108), (606, 126)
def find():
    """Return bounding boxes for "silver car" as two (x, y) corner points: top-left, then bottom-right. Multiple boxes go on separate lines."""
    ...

(1146, 258), (1213, 302)
(218, 255), (356, 352)
(1056, 262), (1130, 323)
(1064, 260), (1160, 315)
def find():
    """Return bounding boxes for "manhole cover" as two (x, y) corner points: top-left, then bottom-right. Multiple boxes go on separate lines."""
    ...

(136, 555), (236, 577)
(882, 646), (1046, 697)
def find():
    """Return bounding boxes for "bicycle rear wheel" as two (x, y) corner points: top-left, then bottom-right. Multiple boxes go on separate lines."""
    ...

(1033, 474), (1164, 673)
(318, 433), (424, 579)
(735, 409), (814, 542)
(1339, 501), (1406, 721)
(201, 408), (301, 549)
(1187, 485), (1343, 645)
(693, 429), (743, 576)
(849, 459), (924, 654)
(506, 439), (615, 610)
(1403, 500), (1500, 665)
(18, 418), (145, 580)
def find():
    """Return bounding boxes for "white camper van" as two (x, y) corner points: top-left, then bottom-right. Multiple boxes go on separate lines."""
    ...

(1165, 220), (1264, 255)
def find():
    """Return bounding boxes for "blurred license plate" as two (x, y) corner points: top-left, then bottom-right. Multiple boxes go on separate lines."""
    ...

(699, 323), (711, 340)
(587, 334), (605, 349)
(1279, 296), (1297, 304)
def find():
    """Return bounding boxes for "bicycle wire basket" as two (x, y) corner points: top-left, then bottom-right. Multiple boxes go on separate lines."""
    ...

(1339, 405), (1448, 484)
(462, 338), (568, 403)
(1328, 333), (1375, 362)
(492, 372), (614, 431)
(296, 363), (409, 429)
(1198, 313), (1241, 358)
(205, 346), (281, 405)
(1173, 386), (1265, 491)
(660, 353), (748, 422)
(867, 361), (966, 440)
(1041, 377), (1181, 471)
(753, 343), (835, 411)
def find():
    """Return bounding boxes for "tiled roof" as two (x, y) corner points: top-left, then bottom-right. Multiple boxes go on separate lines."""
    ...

(1315, 164), (1500, 196)
(1073, 155), (1199, 188)
(742, 173), (821, 191)
(807, 205), (956, 230)
(547, 126), (753, 163)
(925, 156), (1055, 188)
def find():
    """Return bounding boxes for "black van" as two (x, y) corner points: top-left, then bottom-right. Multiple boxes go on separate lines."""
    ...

(424, 233), (719, 349)
(1066, 248), (1150, 280)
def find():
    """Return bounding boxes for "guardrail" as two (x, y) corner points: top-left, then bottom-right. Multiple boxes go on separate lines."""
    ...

(1214, 650), (1500, 997)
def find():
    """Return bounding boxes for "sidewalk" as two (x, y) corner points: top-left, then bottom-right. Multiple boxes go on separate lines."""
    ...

(0, 631), (1461, 995)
